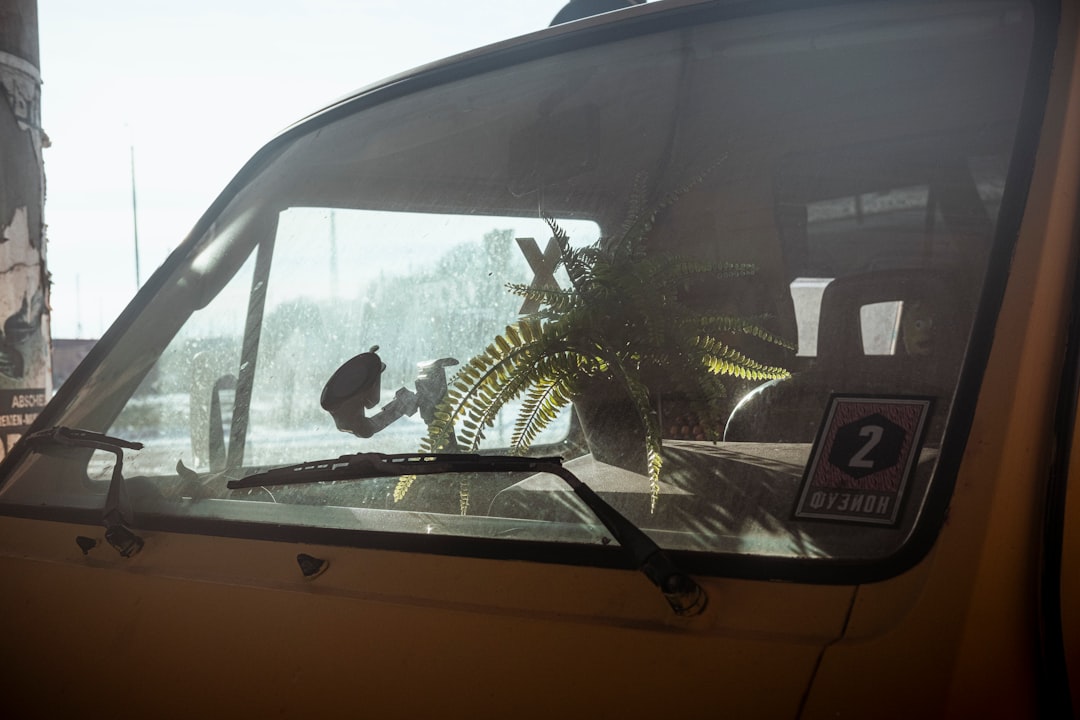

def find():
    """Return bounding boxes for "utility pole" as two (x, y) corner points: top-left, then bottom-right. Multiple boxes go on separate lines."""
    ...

(0, 0), (50, 458)
(130, 144), (140, 287)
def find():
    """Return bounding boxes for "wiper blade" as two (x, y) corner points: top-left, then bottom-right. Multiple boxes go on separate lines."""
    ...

(228, 452), (561, 488)
(230, 453), (706, 616)
(23, 426), (145, 557)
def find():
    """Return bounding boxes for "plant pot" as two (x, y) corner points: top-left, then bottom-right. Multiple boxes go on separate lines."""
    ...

(571, 375), (650, 475)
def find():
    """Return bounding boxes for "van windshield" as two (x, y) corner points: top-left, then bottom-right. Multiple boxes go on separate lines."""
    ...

(0, 1), (1036, 570)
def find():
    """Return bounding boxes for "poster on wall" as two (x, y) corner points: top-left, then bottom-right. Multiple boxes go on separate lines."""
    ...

(0, 388), (46, 457)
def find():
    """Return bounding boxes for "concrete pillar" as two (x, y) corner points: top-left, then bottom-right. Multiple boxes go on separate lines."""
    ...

(0, 0), (50, 456)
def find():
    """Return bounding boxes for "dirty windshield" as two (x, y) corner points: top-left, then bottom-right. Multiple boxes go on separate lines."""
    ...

(0, 1), (1036, 568)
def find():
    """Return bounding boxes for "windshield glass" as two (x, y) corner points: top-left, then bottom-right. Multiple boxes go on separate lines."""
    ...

(0, 1), (1036, 567)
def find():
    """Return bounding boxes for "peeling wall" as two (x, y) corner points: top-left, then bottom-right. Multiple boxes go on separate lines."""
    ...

(0, 9), (50, 456)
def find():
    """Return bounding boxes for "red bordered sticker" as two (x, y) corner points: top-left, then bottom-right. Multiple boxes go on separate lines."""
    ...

(793, 395), (932, 526)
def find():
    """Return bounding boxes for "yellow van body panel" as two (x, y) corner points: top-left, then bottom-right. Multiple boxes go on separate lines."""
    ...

(0, 516), (853, 718)
(1, 3), (1078, 718)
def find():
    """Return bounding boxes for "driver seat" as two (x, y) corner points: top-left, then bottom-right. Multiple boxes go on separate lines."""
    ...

(724, 269), (971, 443)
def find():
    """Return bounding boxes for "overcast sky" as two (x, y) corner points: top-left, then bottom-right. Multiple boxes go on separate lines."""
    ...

(38, 0), (574, 338)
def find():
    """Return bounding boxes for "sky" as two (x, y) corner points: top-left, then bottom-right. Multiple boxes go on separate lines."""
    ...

(38, 0), (575, 338)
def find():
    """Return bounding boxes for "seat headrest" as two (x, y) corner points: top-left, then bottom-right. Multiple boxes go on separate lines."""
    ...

(816, 269), (972, 362)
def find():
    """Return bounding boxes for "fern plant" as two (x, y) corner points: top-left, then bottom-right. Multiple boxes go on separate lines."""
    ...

(399, 171), (792, 511)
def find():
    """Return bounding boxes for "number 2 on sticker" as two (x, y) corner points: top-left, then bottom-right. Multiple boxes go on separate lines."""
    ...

(849, 425), (884, 469)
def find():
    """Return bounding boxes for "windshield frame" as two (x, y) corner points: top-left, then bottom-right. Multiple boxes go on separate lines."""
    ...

(0, 0), (1062, 585)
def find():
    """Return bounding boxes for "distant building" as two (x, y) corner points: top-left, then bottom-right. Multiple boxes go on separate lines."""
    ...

(51, 338), (95, 390)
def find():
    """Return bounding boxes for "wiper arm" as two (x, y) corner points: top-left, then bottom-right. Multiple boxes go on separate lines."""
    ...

(23, 426), (145, 557)
(229, 453), (706, 616)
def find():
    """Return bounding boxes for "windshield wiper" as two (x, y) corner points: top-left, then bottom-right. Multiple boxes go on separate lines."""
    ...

(229, 453), (707, 616)
(23, 426), (145, 557)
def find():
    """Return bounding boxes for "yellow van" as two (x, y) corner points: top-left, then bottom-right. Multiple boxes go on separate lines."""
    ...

(1, 0), (1078, 716)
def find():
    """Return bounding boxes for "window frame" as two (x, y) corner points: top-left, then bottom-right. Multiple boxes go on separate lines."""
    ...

(0, 0), (1062, 585)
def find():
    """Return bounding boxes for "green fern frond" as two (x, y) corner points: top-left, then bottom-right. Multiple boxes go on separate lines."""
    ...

(459, 478), (470, 516)
(511, 368), (578, 450)
(421, 319), (545, 451)
(393, 474), (416, 503)
(697, 338), (791, 380)
(545, 216), (593, 292)
(614, 160), (727, 261)
(646, 443), (663, 514)
(605, 171), (652, 256)
(504, 283), (578, 314)
(603, 352), (665, 508)
(686, 315), (796, 350)
(653, 158), (725, 215)
(422, 319), (585, 455)
(615, 171), (650, 240)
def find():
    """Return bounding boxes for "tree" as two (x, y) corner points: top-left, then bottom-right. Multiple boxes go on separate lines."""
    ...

(0, 0), (50, 457)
